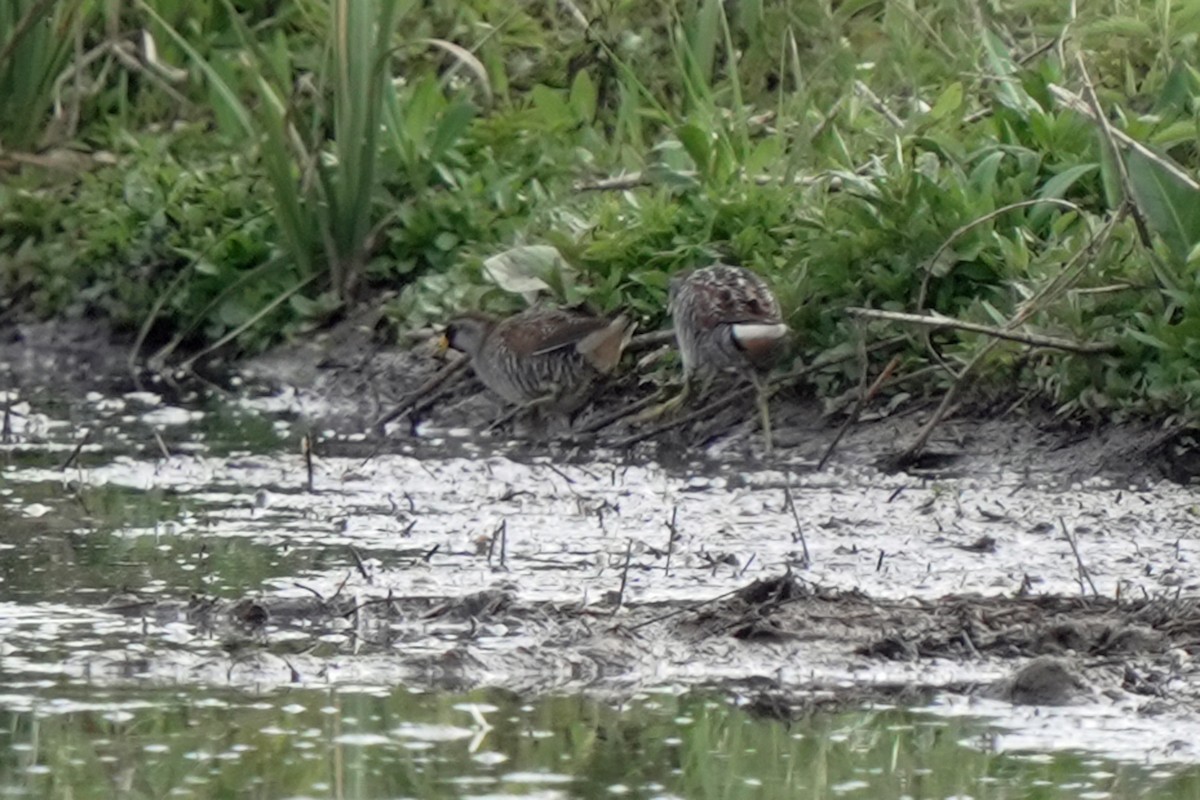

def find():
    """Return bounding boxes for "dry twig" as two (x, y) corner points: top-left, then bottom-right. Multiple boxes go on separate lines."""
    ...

(1049, 84), (1200, 191)
(847, 308), (1117, 354)
(896, 211), (1122, 464)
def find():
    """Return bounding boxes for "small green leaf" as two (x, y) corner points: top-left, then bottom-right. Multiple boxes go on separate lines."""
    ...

(1097, 131), (1124, 209)
(1030, 163), (1097, 227)
(979, 300), (1008, 326)
(530, 85), (572, 128)
(968, 151), (1006, 199)
(569, 69), (597, 123)
(1081, 16), (1154, 39)
(1127, 327), (1169, 350)
(676, 123), (711, 176)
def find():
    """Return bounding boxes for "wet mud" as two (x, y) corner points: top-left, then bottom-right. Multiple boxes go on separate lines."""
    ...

(8, 316), (1200, 766)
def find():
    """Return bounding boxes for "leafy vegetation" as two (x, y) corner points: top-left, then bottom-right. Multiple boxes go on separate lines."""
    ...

(4, 0), (1200, 420)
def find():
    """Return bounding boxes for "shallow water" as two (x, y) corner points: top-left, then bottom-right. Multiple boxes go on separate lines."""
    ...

(5, 386), (1200, 795)
(4, 686), (1197, 800)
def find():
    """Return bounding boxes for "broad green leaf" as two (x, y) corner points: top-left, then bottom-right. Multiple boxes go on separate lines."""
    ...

(737, 0), (762, 38)
(483, 245), (576, 302)
(1097, 131), (1124, 209)
(1126, 146), (1200, 264)
(927, 82), (963, 122)
(691, 0), (722, 85)
(1149, 120), (1196, 149)
(430, 102), (476, 161)
(1156, 62), (1200, 115)
(746, 137), (782, 175)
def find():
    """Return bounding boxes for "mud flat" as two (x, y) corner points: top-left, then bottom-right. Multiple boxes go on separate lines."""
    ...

(5, 319), (1200, 771)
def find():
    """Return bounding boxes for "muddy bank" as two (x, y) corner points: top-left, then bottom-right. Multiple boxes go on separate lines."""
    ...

(240, 315), (1200, 488)
(4, 314), (1196, 489)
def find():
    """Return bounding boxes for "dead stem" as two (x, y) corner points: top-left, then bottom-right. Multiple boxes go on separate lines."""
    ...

(818, 347), (900, 470)
(303, 433), (315, 493)
(373, 354), (472, 431)
(575, 388), (666, 434)
(612, 538), (634, 615)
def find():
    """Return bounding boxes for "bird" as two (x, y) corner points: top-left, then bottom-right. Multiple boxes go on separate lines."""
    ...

(658, 263), (789, 450)
(441, 307), (636, 428)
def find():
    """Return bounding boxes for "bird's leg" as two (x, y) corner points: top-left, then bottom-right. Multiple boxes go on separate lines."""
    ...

(750, 371), (773, 455)
(634, 375), (693, 423)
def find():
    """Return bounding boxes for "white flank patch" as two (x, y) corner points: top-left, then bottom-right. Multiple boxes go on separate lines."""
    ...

(730, 323), (789, 344)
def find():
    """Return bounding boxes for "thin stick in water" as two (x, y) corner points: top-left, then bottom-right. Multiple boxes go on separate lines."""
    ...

(303, 433), (315, 493)
(1060, 516), (1099, 597)
(349, 546), (371, 583)
(59, 429), (92, 472)
(613, 538), (633, 614)
(783, 485), (811, 566)
(664, 505), (678, 576)
(499, 520), (508, 569)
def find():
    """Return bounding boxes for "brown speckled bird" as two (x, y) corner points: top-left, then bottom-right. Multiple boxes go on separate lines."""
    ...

(443, 308), (636, 425)
(663, 263), (789, 449)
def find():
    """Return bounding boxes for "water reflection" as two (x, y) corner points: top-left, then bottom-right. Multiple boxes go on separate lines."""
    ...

(2, 687), (1195, 799)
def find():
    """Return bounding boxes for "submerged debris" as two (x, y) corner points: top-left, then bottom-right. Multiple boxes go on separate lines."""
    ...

(77, 573), (1200, 715)
(991, 656), (1091, 706)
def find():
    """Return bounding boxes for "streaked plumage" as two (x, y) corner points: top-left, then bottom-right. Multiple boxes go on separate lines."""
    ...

(444, 308), (636, 414)
(668, 263), (789, 382)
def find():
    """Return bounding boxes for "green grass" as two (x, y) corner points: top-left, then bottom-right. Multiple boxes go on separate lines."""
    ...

(4, 0), (1200, 420)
